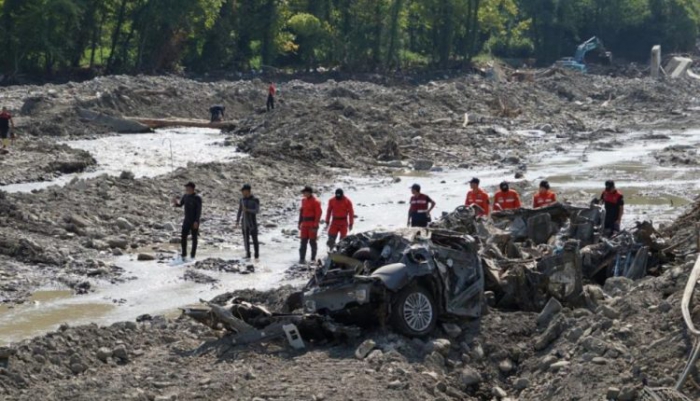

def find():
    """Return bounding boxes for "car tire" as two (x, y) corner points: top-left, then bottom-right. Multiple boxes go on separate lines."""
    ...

(390, 285), (437, 337)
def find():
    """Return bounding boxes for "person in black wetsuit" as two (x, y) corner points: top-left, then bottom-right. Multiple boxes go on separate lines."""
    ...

(235, 184), (260, 260)
(172, 182), (202, 260)
(209, 105), (225, 122)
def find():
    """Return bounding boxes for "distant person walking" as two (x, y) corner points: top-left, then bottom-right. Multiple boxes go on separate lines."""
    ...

(267, 81), (276, 111)
(298, 186), (322, 263)
(236, 184), (260, 260)
(408, 183), (436, 227)
(601, 180), (624, 237)
(0, 107), (15, 149)
(172, 182), (202, 261)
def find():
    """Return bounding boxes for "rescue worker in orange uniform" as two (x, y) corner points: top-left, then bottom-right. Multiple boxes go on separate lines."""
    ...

(325, 188), (354, 248)
(465, 177), (490, 216)
(533, 180), (557, 208)
(298, 186), (323, 263)
(493, 181), (522, 211)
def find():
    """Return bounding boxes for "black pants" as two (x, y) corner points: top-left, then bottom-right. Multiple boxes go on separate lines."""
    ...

(243, 227), (259, 258)
(299, 239), (317, 262)
(181, 223), (199, 258)
(410, 212), (429, 228)
(267, 95), (274, 111)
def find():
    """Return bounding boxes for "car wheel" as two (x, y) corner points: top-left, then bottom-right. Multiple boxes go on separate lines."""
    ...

(390, 285), (437, 337)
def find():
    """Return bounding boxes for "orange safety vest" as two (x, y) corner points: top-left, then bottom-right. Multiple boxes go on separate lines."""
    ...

(533, 190), (557, 208)
(465, 188), (490, 216)
(494, 189), (521, 211)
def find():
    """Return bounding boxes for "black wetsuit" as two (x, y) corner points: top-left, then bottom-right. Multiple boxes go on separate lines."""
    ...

(237, 195), (260, 258)
(209, 105), (225, 122)
(176, 193), (202, 258)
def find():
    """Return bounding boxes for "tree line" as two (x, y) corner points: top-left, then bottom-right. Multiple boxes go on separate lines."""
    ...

(0, 0), (698, 79)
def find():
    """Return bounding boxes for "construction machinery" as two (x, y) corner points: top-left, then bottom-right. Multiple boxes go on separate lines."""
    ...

(557, 36), (613, 73)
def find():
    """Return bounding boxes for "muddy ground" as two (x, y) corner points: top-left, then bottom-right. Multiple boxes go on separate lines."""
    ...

(1, 71), (700, 400)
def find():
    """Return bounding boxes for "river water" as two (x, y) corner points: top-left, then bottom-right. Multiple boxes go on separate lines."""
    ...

(1, 128), (699, 345)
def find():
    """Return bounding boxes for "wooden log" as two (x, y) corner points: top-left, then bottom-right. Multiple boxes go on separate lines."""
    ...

(124, 117), (237, 131)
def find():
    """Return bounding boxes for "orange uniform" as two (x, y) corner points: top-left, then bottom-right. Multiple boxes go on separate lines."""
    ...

(494, 189), (521, 211)
(326, 196), (354, 239)
(533, 190), (557, 208)
(299, 196), (322, 240)
(465, 188), (490, 216)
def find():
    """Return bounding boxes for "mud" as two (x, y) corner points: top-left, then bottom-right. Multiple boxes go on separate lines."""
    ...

(2, 72), (700, 400)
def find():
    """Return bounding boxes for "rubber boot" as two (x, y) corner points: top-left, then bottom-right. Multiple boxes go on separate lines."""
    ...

(299, 239), (308, 263)
(310, 239), (318, 262)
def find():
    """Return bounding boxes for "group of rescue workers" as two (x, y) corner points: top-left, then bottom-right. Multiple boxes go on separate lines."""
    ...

(173, 177), (625, 265)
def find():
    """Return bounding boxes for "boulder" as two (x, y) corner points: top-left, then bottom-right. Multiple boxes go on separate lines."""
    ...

(537, 297), (563, 327)
(355, 339), (376, 360)
(137, 253), (155, 261)
(116, 217), (135, 231)
(413, 159), (434, 171)
(460, 366), (481, 387)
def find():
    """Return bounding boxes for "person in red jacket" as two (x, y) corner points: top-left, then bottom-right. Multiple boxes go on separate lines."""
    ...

(493, 181), (522, 211)
(533, 180), (557, 208)
(465, 177), (490, 216)
(299, 186), (322, 263)
(325, 188), (354, 248)
(407, 183), (436, 227)
(267, 82), (276, 111)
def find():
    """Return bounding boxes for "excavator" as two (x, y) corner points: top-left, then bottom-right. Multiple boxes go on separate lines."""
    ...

(557, 36), (613, 73)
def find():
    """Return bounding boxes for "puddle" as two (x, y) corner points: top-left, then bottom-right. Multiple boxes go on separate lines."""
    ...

(1, 128), (700, 345)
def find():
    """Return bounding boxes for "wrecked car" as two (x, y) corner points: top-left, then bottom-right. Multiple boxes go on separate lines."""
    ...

(293, 228), (484, 337)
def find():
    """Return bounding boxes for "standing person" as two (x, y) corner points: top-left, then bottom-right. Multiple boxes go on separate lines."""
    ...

(601, 180), (624, 237)
(172, 182), (202, 261)
(0, 107), (15, 149)
(407, 184), (436, 228)
(465, 177), (490, 216)
(266, 81), (276, 112)
(236, 184), (260, 260)
(299, 186), (322, 263)
(325, 188), (354, 248)
(533, 180), (557, 208)
(493, 181), (522, 211)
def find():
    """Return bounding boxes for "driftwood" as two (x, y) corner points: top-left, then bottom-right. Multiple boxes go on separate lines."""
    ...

(125, 117), (237, 131)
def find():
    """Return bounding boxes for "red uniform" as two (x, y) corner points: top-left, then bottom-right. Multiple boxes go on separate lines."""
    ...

(533, 190), (557, 208)
(299, 196), (322, 240)
(465, 188), (490, 216)
(494, 189), (521, 211)
(326, 196), (354, 239)
(268, 84), (276, 96)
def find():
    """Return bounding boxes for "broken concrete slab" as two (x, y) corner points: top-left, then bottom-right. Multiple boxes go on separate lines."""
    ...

(537, 297), (563, 327)
(665, 57), (693, 79)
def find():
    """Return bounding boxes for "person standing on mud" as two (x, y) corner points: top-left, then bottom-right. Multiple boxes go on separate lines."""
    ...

(172, 182), (202, 261)
(209, 105), (225, 122)
(601, 180), (624, 237)
(493, 181), (522, 211)
(325, 188), (354, 248)
(266, 81), (276, 112)
(465, 177), (490, 216)
(0, 107), (15, 149)
(299, 186), (322, 263)
(408, 183), (436, 227)
(533, 180), (557, 208)
(236, 184), (260, 260)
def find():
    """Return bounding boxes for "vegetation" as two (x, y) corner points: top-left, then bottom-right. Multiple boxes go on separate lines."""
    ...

(0, 0), (699, 78)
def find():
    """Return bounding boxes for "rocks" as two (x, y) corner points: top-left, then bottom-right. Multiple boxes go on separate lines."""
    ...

(459, 366), (481, 387)
(514, 377), (530, 390)
(492, 386), (508, 399)
(606, 387), (620, 400)
(534, 315), (567, 351)
(604, 277), (633, 295)
(425, 338), (451, 356)
(441, 323), (462, 339)
(119, 171), (135, 180)
(600, 304), (621, 320)
(537, 297), (563, 326)
(113, 345), (128, 361)
(355, 339), (376, 360)
(412, 159), (434, 171)
(549, 361), (570, 371)
(107, 237), (130, 250)
(137, 254), (155, 261)
(70, 363), (88, 374)
(96, 347), (113, 362)
(116, 217), (135, 231)
(498, 359), (515, 374)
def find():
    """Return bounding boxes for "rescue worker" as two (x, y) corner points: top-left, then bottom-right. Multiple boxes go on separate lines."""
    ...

(266, 82), (276, 111)
(601, 180), (624, 237)
(465, 177), (490, 216)
(235, 184), (260, 260)
(209, 105), (225, 122)
(298, 186), (322, 263)
(407, 184), (436, 227)
(533, 180), (557, 208)
(493, 181), (522, 211)
(0, 107), (15, 149)
(172, 182), (202, 261)
(325, 188), (354, 248)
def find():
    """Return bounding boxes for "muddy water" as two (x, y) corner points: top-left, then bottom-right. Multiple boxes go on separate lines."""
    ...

(1, 129), (699, 345)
